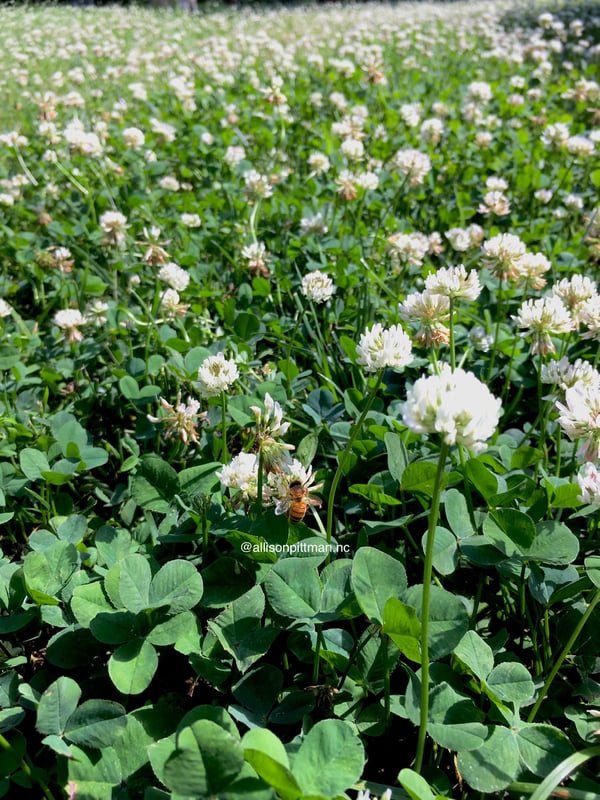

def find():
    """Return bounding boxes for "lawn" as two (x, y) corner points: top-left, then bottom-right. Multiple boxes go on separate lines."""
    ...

(0, 1), (599, 798)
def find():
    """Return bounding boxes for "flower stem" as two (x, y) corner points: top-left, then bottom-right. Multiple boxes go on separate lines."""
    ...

(220, 391), (229, 464)
(414, 441), (449, 774)
(326, 370), (384, 548)
(527, 587), (600, 723)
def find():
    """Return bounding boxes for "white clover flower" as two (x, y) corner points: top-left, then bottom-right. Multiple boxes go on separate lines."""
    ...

(147, 393), (205, 445)
(467, 81), (493, 103)
(514, 252), (551, 289)
(541, 122), (570, 149)
(218, 452), (259, 500)
(392, 148), (431, 186)
(160, 288), (189, 319)
(576, 462), (600, 505)
(552, 275), (598, 315)
(356, 323), (413, 372)
(267, 459), (323, 517)
(482, 233), (527, 280)
(355, 170), (379, 191)
(123, 127), (145, 149)
(479, 190), (510, 216)
(85, 299), (109, 327)
(400, 290), (451, 347)
(158, 175), (180, 192)
(150, 117), (176, 142)
(340, 138), (364, 162)
(400, 102), (422, 127)
(181, 213), (201, 228)
(469, 326), (494, 352)
(513, 296), (573, 355)
(579, 295), (600, 340)
(99, 210), (128, 246)
(556, 382), (600, 461)
(308, 152), (331, 175)
(158, 262), (190, 292)
(386, 232), (430, 268)
(54, 309), (87, 342)
(301, 270), (335, 304)
(244, 169), (273, 200)
(197, 353), (239, 397)
(223, 145), (246, 167)
(250, 392), (291, 442)
(535, 188), (553, 204)
(420, 118), (444, 144)
(300, 213), (328, 236)
(424, 265), (481, 302)
(566, 135), (595, 157)
(542, 357), (600, 392)
(0, 298), (12, 318)
(401, 365), (501, 452)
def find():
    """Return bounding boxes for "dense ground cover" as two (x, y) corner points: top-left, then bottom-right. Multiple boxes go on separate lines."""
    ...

(0, 0), (599, 797)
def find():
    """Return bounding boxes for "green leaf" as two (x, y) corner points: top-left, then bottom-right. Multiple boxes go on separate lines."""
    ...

(401, 462), (444, 497)
(19, 448), (51, 481)
(243, 727), (302, 800)
(115, 553), (152, 613)
(486, 662), (534, 707)
(517, 723), (575, 777)
(148, 559), (203, 612)
(398, 768), (436, 800)
(385, 432), (408, 484)
(484, 508), (536, 557)
(209, 585), (277, 673)
(351, 547), (407, 626)
(402, 585), (468, 660)
(421, 526), (457, 576)
(108, 639), (159, 695)
(131, 454), (179, 512)
(23, 542), (79, 605)
(453, 631), (494, 682)
(292, 719), (364, 797)
(464, 458), (498, 503)
(457, 726), (520, 792)
(526, 520), (579, 565)
(64, 700), (127, 749)
(178, 462), (222, 497)
(443, 488), (474, 538)
(263, 558), (322, 619)
(585, 556), (600, 588)
(382, 598), (421, 662)
(201, 558), (254, 608)
(55, 515), (88, 544)
(163, 719), (244, 796)
(71, 581), (114, 627)
(36, 676), (81, 736)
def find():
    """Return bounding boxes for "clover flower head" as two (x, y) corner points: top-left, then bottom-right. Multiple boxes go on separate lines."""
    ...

(197, 353), (239, 398)
(301, 270), (335, 304)
(424, 264), (481, 302)
(54, 308), (87, 342)
(577, 462), (600, 506)
(556, 382), (600, 462)
(147, 393), (205, 445)
(513, 296), (573, 355)
(218, 452), (259, 500)
(401, 365), (502, 452)
(158, 261), (190, 292)
(356, 323), (413, 372)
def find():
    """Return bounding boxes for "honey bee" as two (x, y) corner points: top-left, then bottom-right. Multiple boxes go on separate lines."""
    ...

(287, 479), (323, 524)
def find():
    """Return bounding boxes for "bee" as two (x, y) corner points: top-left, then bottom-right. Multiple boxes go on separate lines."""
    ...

(305, 684), (340, 711)
(287, 479), (323, 524)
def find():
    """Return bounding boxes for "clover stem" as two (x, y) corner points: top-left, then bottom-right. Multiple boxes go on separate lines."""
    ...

(326, 370), (384, 549)
(527, 588), (600, 723)
(414, 441), (448, 774)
